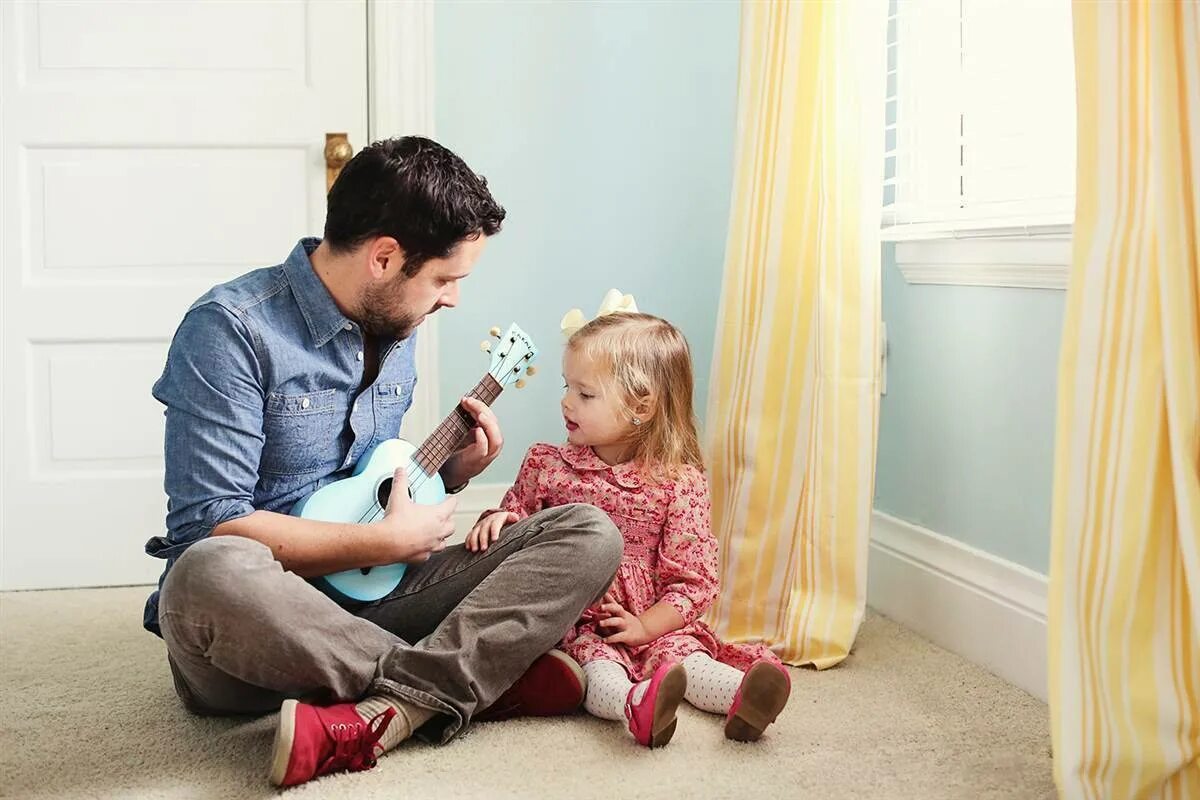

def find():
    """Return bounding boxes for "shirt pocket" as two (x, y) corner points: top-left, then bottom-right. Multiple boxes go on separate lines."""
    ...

(260, 388), (345, 476)
(377, 377), (415, 408)
(375, 377), (416, 437)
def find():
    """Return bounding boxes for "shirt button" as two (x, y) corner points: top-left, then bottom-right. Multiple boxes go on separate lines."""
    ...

(344, 323), (353, 331)
(300, 397), (310, 409)
(356, 351), (363, 361)
(395, 385), (402, 396)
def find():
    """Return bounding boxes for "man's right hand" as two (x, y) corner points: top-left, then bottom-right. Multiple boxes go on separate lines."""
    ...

(376, 468), (457, 563)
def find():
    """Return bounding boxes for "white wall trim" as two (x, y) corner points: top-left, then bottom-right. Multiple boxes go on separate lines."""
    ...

(867, 510), (1049, 701)
(896, 262), (1069, 290)
(894, 233), (1071, 291)
(368, 0), (438, 438)
(448, 482), (507, 543)
(445, 498), (1054, 702)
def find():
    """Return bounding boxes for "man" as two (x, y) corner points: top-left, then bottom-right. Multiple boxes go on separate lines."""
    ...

(143, 137), (622, 787)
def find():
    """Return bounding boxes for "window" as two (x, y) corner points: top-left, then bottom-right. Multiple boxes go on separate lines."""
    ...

(882, 0), (1077, 243)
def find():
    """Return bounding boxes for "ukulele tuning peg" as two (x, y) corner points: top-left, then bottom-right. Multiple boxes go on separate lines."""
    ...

(489, 326), (502, 338)
(526, 366), (538, 376)
(480, 340), (492, 353)
(515, 379), (527, 389)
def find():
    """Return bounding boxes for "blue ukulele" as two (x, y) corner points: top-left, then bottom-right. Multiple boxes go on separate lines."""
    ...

(291, 323), (539, 603)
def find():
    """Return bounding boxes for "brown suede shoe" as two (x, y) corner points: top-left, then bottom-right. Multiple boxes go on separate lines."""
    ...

(724, 660), (791, 742)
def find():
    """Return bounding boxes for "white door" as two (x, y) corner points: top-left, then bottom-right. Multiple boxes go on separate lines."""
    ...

(0, 0), (368, 590)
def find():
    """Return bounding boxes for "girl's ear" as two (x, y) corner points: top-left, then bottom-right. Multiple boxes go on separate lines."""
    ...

(632, 392), (657, 423)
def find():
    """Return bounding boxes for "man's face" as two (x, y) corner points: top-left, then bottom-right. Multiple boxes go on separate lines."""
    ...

(360, 235), (487, 340)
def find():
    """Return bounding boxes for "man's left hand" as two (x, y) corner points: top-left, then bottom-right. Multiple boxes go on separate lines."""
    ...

(440, 396), (503, 489)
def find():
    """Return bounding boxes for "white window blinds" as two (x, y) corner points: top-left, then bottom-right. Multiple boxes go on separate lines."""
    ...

(882, 0), (1077, 240)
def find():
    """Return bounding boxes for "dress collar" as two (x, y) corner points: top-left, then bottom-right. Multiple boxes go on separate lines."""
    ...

(558, 444), (643, 490)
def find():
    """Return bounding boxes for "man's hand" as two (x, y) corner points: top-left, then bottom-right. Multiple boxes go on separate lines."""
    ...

(440, 396), (503, 489)
(598, 592), (654, 647)
(465, 510), (518, 553)
(376, 468), (457, 563)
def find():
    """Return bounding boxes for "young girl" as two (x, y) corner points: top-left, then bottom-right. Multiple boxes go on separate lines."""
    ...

(467, 311), (791, 748)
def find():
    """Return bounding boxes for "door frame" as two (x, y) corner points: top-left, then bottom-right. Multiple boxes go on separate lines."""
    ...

(369, 0), (439, 438)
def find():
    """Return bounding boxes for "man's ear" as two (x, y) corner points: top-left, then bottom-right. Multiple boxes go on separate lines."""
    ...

(366, 236), (404, 280)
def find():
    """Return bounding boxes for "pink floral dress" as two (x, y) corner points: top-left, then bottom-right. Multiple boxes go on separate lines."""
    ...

(494, 443), (780, 682)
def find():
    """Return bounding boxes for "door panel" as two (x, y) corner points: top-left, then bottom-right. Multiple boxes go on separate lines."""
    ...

(1, 0), (369, 589)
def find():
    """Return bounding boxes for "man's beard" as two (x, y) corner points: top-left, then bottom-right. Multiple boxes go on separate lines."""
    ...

(360, 275), (421, 340)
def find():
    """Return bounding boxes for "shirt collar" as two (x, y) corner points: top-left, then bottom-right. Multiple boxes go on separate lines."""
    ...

(283, 238), (353, 348)
(559, 444), (643, 489)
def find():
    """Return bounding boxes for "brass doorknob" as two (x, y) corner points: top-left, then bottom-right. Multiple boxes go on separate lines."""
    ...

(324, 133), (354, 192)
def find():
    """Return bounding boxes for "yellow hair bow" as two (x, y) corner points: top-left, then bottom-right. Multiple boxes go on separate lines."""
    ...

(560, 289), (639, 339)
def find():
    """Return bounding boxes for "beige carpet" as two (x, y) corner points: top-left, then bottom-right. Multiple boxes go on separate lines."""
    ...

(0, 586), (1054, 799)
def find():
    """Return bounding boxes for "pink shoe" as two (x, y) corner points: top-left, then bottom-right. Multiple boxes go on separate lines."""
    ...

(624, 661), (687, 748)
(724, 659), (791, 742)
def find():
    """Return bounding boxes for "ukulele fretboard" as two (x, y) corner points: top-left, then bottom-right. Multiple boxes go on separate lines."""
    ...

(413, 374), (503, 477)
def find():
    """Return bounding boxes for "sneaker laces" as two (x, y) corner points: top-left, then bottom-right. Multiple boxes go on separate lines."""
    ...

(318, 708), (397, 774)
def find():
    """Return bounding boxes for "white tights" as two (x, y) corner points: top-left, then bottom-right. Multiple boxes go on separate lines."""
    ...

(580, 652), (746, 720)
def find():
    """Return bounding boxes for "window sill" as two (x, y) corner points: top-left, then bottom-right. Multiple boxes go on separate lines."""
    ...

(888, 224), (1072, 291)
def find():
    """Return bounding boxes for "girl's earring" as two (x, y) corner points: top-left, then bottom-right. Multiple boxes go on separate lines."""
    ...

(631, 417), (642, 426)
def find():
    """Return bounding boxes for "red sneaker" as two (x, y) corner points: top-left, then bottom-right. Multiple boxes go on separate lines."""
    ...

(475, 649), (587, 722)
(268, 699), (396, 787)
(724, 659), (791, 742)
(624, 661), (687, 748)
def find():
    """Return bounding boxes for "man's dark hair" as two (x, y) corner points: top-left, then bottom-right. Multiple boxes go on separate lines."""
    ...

(323, 136), (506, 276)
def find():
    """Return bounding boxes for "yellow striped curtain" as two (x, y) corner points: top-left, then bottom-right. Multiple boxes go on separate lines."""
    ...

(704, 0), (887, 667)
(1049, 2), (1200, 797)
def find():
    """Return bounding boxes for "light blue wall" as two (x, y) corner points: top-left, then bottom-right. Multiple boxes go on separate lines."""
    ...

(432, 4), (1058, 576)
(433, 0), (740, 479)
(874, 245), (1065, 574)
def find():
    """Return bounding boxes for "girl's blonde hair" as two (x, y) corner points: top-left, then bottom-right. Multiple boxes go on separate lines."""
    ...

(567, 312), (704, 482)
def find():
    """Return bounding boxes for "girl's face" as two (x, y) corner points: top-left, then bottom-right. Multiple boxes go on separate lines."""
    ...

(561, 349), (634, 453)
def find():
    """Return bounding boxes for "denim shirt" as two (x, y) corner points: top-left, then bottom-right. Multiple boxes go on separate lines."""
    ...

(142, 238), (417, 636)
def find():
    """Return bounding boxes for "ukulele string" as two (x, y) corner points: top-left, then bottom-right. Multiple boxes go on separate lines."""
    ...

(355, 356), (515, 526)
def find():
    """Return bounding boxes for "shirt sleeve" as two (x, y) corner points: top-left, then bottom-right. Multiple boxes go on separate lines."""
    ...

(655, 470), (719, 626)
(146, 303), (264, 559)
(477, 445), (547, 523)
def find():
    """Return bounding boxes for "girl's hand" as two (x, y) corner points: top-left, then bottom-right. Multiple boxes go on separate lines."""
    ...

(466, 511), (518, 552)
(598, 592), (653, 647)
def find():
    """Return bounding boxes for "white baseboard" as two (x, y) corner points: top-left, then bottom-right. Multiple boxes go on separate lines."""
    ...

(446, 497), (1051, 701)
(448, 483), (508, 544)
(868, 510), (1049, 701)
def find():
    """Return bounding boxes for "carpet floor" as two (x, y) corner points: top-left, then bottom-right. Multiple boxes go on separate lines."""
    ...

(0, 586), (1054, 799)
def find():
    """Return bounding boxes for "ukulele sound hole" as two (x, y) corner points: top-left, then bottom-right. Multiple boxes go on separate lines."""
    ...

(375, 477), (416, 510)
(364, 475), (414, 576)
